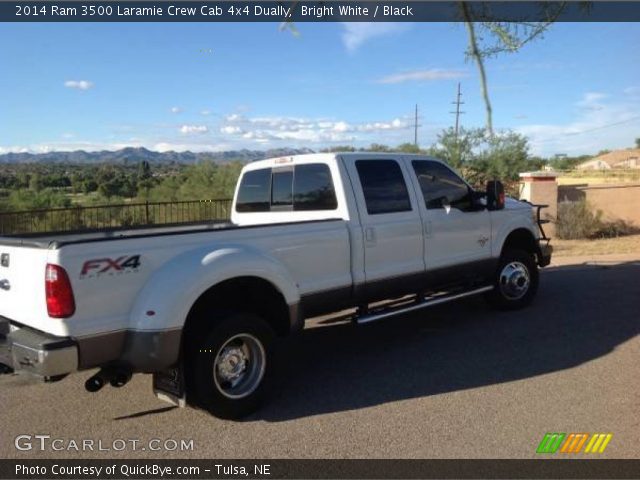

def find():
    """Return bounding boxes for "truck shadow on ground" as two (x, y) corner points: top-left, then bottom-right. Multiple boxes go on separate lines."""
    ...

(256, 261), (640, 422)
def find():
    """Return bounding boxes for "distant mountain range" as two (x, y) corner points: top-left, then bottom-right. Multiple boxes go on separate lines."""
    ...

(0, 147), (316, 164)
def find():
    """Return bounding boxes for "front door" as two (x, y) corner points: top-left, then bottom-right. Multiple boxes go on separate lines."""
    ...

(409, 159), (493, 283)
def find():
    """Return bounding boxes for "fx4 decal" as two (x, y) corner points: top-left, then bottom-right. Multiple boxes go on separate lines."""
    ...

(80, 255), (141, 277)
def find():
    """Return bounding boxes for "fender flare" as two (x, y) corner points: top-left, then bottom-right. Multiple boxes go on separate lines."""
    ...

(495, 226), (542, 262)
(128, 244), (300, 333)
(492, 219), (539, 259)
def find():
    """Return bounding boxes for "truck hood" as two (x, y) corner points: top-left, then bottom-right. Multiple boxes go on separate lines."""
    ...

(504, 196), (532, 211)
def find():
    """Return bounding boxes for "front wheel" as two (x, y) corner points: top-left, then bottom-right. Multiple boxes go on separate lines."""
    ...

(186, 312), (275, 419)
(485, 248), (539, 310)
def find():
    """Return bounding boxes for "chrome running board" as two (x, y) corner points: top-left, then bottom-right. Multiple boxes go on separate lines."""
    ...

(356, 285), (494, 325)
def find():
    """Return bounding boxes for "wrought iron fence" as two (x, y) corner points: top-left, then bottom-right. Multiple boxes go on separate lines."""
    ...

(0, 199), (233, 235)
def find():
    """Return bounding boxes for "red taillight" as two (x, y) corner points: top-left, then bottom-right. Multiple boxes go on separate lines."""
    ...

(45, 264), (76, 318)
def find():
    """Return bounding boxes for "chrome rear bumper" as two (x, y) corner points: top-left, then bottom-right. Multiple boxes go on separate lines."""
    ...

(0, 317), (78, 380)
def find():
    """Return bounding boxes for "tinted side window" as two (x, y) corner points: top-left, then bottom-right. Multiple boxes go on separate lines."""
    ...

(356, 160), (412, 215)
(412, 161), (471, 210)
(294, 164), (338, 211)
(235, 168), (271, 212)
(271, 170), (293, 208)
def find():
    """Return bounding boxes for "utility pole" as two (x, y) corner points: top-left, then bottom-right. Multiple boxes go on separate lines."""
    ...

(450, 82), (465, 141)
(450, 83), (465, 166)
(413, 104), (421, 146)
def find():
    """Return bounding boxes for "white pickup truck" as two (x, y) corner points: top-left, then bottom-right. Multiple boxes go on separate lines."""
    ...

(0, 153), (551, 419)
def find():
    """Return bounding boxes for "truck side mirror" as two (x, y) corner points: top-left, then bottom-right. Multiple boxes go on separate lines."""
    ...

(486, 180), (505, 210)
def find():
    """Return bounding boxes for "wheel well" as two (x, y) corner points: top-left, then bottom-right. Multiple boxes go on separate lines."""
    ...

(501, 228), (538, 258)
(183, 276), (292, 343)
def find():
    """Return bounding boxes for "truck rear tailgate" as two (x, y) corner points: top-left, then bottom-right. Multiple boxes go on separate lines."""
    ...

(0, 244), (58, 335)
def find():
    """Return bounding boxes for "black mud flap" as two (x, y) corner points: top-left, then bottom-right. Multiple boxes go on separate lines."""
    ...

(153, 365), (186, 408)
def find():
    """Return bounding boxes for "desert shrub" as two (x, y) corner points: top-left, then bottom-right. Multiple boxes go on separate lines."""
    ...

(556, 200), (601, 239)
(556, 199), (635, 240)
(591, 219), (635, 239)
(6, 188), (71, 211)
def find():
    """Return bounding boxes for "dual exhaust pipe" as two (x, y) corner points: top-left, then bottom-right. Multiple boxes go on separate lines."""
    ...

(85, 368), (132, 393)
(0, 362), (131, 390)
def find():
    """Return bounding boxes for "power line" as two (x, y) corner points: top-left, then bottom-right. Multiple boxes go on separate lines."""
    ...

(564, 115), (640, 136)
(528, 115), (640, 146)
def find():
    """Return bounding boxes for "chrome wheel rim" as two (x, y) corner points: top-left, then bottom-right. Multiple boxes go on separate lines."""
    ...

(499, 261), (530, 300)
(213, 333), (265, 399)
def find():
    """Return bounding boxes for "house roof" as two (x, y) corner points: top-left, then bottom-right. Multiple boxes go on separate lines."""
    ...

(580, 148), (640, 168)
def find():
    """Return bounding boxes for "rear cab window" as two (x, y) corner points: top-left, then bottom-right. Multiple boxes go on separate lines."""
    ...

(235, 163), (338, 214)
(271, 169), (294, 209)
(235, 169), (271, 212)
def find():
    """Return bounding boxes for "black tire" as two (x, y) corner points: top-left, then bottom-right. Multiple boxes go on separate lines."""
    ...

(185, 312), (275, 420)
(485, 248), (539, 310)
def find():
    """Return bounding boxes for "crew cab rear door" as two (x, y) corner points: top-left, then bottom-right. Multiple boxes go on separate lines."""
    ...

(408, 159), (493, 284)
(344, 157), (425, 301)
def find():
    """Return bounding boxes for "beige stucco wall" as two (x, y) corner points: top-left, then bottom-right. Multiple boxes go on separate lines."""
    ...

(519, 174), (558, 237)
(558, 183), (640, 227)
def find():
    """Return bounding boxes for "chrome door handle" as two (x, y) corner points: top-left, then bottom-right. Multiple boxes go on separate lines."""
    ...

(0, 279), (10, 291)
(364, 227), (376, 246)
(424, 221), (433, 237)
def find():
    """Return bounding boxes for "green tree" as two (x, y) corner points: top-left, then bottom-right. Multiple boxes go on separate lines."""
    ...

(7, 189), (71, 210)
(16, 172), (31, 189)
(29, 173), (44, 192)
(426, 127), (534, 185)
(70, 173), (83, 194)
(137, 160), (152, 180)
(320, 145), (356, 152)
(474, 130), (531, 181)
(96, 166), (116, 185)
(82, 179), (99, 194)
(549, 154), (590, 170)
(635, 137), (640, 149)
(147, 161), (243, 201)
(148, 176), (182, 202)
(136, 160), (153, 199)
(425, 127), (486, 168)
(396, 143), (421, 154)
(98, 177), (124, 199)
(136, 178), (154, 200)
(120, 177), (138, 198)
(366, 144), (392, 152)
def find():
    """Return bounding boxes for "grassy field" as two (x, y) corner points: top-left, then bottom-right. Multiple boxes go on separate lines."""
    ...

(553, 233), (640, 256)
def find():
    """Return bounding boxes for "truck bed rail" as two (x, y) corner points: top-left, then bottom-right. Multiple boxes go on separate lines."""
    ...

(0, 199), (232, 236)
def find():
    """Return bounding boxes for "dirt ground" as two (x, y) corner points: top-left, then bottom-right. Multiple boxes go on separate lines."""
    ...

(552, 233), (640, 256)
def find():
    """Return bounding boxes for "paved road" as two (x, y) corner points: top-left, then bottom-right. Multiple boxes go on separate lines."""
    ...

(2, 259), (639, 459)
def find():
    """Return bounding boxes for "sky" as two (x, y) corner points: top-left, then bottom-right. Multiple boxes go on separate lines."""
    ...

(1, 21), (639, 157)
